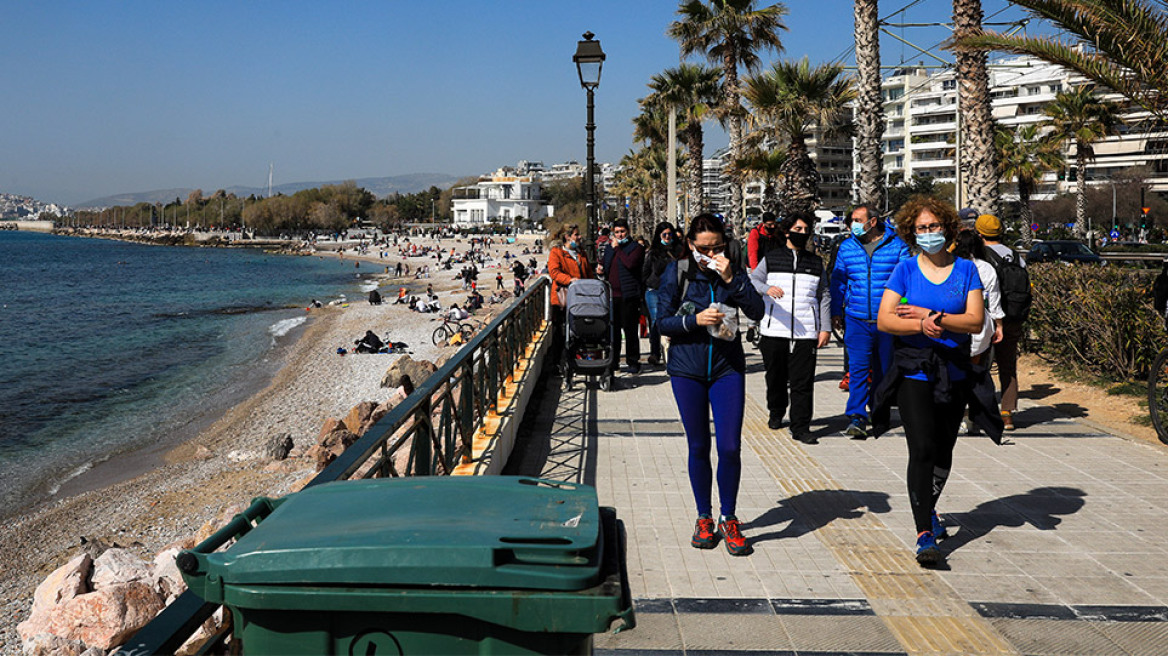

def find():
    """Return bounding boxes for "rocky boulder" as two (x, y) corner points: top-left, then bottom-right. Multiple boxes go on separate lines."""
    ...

(342, 401), (383, 436)
(44, 581), (165, 650)
(265, 433), (294, 460)
(380, 355), (436, 389)
(307, 427), (359, 471)
(90, 549), (150, 590)
(20, 634), (92, 656)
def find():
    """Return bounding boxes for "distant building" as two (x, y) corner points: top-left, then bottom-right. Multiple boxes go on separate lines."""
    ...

(451, 168), (550, 229)
(542, 160), (586, 183)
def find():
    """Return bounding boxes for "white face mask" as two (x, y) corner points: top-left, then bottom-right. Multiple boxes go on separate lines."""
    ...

(691, 248), (716, 269)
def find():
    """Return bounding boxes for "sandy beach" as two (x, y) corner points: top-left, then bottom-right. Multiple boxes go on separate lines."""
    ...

(0, 234), (540, 652)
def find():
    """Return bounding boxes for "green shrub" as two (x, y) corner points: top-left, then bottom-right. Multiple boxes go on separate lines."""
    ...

(1025, 263), (1167, 381)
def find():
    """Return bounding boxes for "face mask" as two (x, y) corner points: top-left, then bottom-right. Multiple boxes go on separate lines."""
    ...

(691, 248), (716, 269)
(618, 237), (629, 245)
(660, 235), (671, 244)
(787, 232), (810, 249)
(917, 232), (947, 254)
(568, 240), (578, 249)
(851, 221), (869, 239)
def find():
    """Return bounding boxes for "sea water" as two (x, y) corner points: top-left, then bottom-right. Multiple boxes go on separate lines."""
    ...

(0, 231), (375, 517)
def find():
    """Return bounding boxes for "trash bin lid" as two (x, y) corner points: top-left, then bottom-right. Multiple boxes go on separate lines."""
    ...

(190, 477), (603, 592)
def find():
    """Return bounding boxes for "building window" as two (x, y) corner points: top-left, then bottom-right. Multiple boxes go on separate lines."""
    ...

(942, 79), (956, 90)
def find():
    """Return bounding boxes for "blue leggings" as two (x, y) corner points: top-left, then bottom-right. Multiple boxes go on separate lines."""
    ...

(671, 372), (745, 517)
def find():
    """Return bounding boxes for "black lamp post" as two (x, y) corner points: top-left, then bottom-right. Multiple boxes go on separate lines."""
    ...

(573, 31), (605, 252)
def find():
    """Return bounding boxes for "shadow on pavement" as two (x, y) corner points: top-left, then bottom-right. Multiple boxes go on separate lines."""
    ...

(1020, 382), (1062, 401)
(743, 489), (893, 544)
(941, 486), (1087, 554)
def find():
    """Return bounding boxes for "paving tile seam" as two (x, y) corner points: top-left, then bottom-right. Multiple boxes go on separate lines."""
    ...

(739, 395), (1017, 655)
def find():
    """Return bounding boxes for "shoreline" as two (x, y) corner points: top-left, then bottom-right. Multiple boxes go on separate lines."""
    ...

(0, 234), (535, 652)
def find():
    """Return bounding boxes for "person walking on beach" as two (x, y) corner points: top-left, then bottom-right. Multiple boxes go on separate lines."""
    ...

(496, 272), (504, 290)
(548, 225), (593, 373)
(830, 204), (911, 439)
(873, 196), (1002, 567)
(656, 213), (765, 556)
(597, 219), (646, 377)
(750, 211), (831, 443)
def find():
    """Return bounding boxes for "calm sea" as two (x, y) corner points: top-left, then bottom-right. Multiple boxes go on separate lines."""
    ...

(0, 231), (376, 516)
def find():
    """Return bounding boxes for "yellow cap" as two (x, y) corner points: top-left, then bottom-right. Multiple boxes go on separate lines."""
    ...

(975, 214), (1003, 238)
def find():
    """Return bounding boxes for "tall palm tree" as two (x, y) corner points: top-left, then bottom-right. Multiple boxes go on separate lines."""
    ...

(1043, 85), (1122, 239)
(995, 122), (1065, 247)
(854, 0), (884, 209)
(954, 0), (1168, 118)
(730, 146), (788, 212)
(668, 0), (788, 231)
(951, 0), (998, 215)
(645, 63), (723, 216)
(743, 58), (856, 215)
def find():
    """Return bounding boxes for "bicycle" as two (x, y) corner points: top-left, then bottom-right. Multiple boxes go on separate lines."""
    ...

(432, 316), (476, 346)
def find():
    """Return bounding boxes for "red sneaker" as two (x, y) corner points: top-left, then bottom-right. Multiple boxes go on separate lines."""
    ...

(838, 372), (850, 391)
(717, 516), (752, 556)
(692, 516), (718, 549)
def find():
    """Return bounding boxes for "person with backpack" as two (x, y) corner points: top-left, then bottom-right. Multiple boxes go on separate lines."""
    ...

(642, 222), (683, 366)
(656, 212), (765, 556)
(976, 214), (1030, 431)
(746, 211), (786, 269)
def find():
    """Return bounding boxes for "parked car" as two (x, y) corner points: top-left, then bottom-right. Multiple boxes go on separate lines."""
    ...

(1027, 240), (1104, 264)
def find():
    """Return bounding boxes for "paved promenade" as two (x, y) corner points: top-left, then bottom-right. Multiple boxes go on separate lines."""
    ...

(507, 341), (1168, 655)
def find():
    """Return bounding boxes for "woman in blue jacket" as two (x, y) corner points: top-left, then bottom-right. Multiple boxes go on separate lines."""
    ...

(656, 213), (765, 556)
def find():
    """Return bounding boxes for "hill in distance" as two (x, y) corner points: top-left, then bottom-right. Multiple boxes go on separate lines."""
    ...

(76, 173), (466, 208)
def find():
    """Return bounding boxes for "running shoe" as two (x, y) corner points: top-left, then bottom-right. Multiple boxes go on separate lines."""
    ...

(692, 516), (718, 549)
(915, 530), (942, 566)
(1001, 411), (1016, 431)
(931, 510), (949, 540)
(839, 372), (850, 391)
(846, 416), (869, 440)
(717, 516), (752, 556)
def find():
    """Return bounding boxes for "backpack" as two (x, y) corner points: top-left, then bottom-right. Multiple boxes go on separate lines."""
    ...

(985, 248), (1032, 322)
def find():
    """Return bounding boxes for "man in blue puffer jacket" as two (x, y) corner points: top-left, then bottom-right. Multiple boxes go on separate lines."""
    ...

(830, 204), (912, 438)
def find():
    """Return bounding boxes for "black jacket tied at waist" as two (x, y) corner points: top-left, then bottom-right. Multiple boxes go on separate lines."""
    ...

(872, 340), (1004, 444)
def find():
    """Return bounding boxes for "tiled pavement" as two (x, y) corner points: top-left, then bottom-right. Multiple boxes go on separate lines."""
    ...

(505, 341), (1168, 655)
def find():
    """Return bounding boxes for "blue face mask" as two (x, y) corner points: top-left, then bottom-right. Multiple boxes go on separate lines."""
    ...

(917, 232), (947, 254)
(618, 237), (629, 245)
(568, 240), (578, 249)
(851, 221), (869, 238)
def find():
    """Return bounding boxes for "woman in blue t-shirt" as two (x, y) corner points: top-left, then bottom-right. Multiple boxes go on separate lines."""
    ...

(875, 196), (985, 567)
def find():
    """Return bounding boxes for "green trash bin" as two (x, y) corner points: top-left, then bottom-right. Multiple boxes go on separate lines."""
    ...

(177, 476), (635, 654)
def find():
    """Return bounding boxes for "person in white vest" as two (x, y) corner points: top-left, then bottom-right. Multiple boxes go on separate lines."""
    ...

(750, 211), (832, 444)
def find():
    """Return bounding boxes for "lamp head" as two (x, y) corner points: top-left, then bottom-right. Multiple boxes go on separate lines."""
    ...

(573, 31), (605, 89)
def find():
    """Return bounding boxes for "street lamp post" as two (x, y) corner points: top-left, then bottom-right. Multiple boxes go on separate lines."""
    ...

(573, 31), (605, 254)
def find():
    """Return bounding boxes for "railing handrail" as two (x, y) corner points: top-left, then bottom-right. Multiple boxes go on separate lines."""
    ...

(123, 276), (551, 654)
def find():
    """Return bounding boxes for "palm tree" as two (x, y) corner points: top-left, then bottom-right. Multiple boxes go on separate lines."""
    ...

(951, 0), (998, 215)
(1043, 85), (1122, 239)
(730, 146), (788, 212)
(854, 0), (884, 209)
(668, 0), (788, 231)
(954, 0), (1168, 118)
(645, 63), (723, 217)
(995, 123), (1064, 247)
(743, 58), (856, 215)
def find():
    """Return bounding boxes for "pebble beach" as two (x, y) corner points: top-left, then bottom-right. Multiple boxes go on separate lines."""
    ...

(0, 235), (534, 652)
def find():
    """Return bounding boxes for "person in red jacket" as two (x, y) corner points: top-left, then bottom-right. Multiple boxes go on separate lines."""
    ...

(747, 212), (786, 270)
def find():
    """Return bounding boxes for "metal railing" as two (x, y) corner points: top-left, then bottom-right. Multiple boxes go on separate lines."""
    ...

(122, 277), (551, 654)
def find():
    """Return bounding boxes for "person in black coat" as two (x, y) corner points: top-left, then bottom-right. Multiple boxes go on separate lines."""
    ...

(597, 219), (646, 376)
(642, 221), (682, 366)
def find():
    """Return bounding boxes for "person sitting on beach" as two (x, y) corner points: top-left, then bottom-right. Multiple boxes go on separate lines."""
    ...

(394, 287), (408, 304)
(368, 289), (382, 305)
(467, 290), (484, 312)
(447, 304), (470, 321)
(354, 330), (386, 353)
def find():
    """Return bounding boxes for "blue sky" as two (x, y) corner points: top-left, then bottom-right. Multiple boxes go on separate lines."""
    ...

(2, 1), (1036, 205)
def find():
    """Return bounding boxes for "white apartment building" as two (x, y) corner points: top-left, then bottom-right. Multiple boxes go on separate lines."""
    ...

(450, 168), (550, 229)
(870, 55), (1168, 202)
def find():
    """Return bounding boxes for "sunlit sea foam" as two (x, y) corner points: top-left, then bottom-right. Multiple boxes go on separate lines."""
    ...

(47, 462), (94, 496)
(269, 316), (307, 338)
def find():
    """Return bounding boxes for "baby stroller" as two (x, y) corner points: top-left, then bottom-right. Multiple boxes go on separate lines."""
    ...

(563, 279), (615, 391)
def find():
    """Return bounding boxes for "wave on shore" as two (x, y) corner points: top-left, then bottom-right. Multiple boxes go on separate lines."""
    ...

(269, 316), (307, 339)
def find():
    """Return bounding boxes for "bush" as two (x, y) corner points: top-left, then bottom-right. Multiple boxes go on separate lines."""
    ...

(1025, 263), (1167, 381)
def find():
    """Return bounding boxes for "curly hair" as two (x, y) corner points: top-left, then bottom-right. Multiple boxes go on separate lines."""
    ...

(777, 210), (815, 235)
(893, 195), (960, 248)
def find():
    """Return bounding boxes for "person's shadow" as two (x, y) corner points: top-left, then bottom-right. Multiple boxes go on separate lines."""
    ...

(744, 489), (892, 543)
(941, 486), (1087, 554)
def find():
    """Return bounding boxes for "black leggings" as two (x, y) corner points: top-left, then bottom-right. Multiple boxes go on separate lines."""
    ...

(898, 378), (964, 534)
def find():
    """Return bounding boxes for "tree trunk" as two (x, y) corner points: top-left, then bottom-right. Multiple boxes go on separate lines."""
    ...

(723, 49), (743, 233)
(954, 0), (999, 215)
(685, 125), (705, 217)
(776, 138), (820, 215)
(854, 0), (884, 209)
(1018, 179), (1034, 248)
(1076, 149), (1088, 239)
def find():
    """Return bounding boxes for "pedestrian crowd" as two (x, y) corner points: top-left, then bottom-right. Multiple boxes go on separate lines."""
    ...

(545, 198), (1028, 565)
